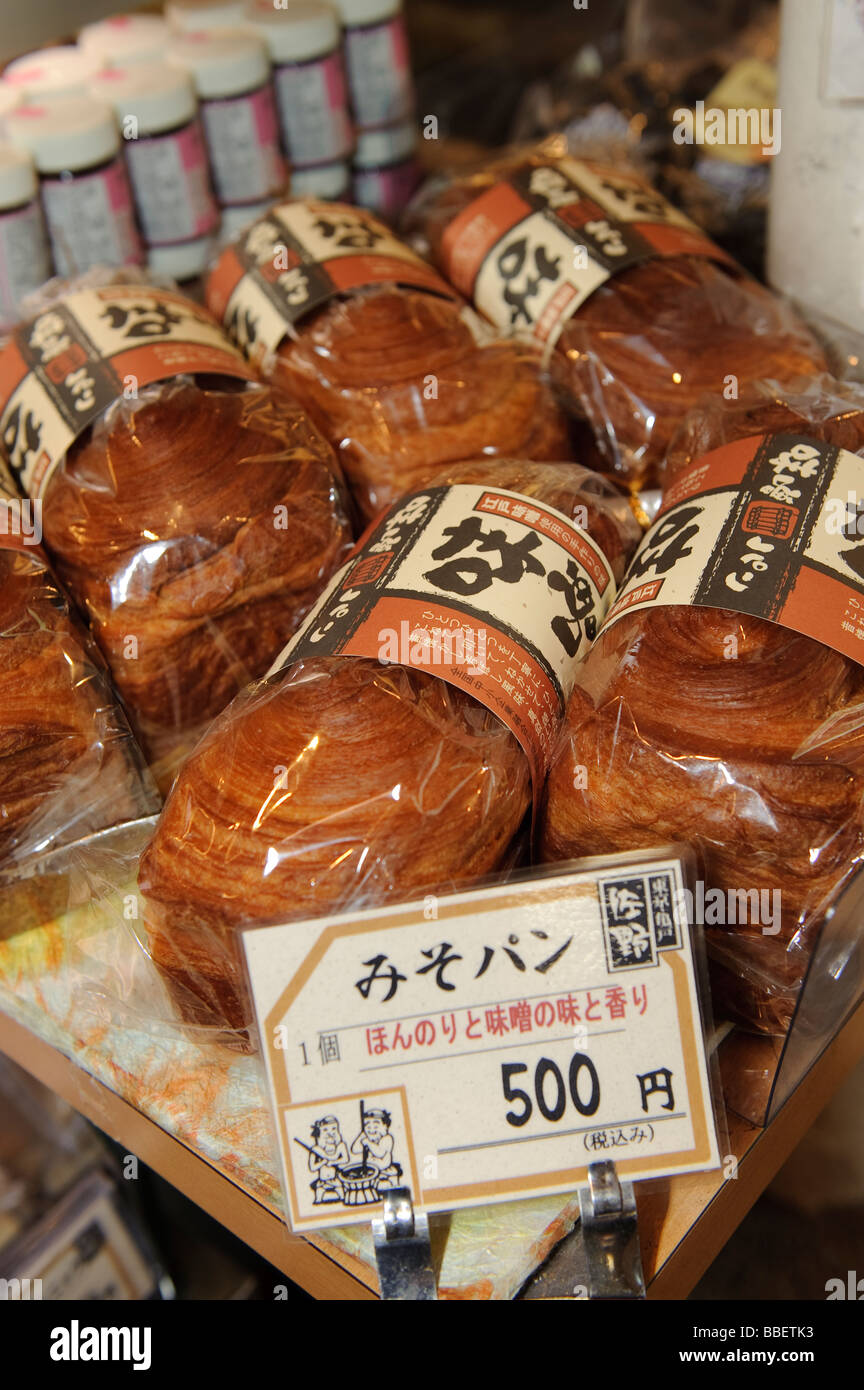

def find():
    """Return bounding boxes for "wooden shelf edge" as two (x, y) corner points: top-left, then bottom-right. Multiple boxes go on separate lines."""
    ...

(0, 1010), (377, 1301)
(647, 999), (864, 1298)
(3, 1000), (863, 1301)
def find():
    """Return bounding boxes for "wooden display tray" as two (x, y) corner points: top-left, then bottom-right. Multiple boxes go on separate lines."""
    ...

(2, 1001), (864, 1300)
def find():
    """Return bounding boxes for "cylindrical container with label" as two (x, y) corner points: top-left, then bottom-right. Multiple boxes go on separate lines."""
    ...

(89, 64), (218, 280)
(77, 14), (171, 69)
(0, 145), (53, 329)
(4, 46), (99, 103)
(218, 200), (275, 240)
(167, 31), (285, 213)
(353, 121), (418, 216)
(290, 159), (350, 200)
(336, 0), (414, 129)
(0, 83), (21, 137)
(6, 100), (143, 277)
(245, 0), (353, 170)
(166, 0), (249, 32)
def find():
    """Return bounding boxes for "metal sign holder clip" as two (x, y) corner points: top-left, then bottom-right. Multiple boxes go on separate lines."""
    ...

(371, 1187), (437, 1301)
(577, 1160), (645, 1299)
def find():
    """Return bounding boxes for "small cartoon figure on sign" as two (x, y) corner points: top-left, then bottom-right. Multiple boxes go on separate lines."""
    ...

(300, 1115), (349, 1204)
(351, 1106), (403, 1192)
(292, 1100), (405, 1208)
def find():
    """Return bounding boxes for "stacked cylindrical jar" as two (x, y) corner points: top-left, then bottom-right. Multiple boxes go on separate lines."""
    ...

(244, 0), (353, 201)
(88, 64), (219, 279)
(166, 29), (286, 237)
(0, 0), (419, 302)
(335, 0), (418, 214)
(5, 99), (142, 278)
(0, 143), (52, 328)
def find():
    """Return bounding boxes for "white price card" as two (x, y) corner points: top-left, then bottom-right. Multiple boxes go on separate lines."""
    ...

(242, 853), (721, 1231)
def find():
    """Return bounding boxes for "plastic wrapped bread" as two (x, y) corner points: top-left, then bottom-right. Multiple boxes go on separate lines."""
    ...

(0, 275), (352, 783)
(139, 458), (641, 1036)
(407, 143), (828, 488)
(0, 472), (157, 872)
(540, 377), (864, 1033)
(206, 199), (573, 522)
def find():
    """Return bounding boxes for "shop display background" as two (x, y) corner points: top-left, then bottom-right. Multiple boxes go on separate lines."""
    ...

(1, 0), (863, 1304)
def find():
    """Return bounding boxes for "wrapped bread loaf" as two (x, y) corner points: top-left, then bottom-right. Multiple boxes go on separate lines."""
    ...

(139, 459), (640, 1036)
(408, 145), (827, 488)
(205, 199), (572, 522)
(0, 497), (156, 870)
(0, 279), (352, 782)
(540, 378), (864, 1033)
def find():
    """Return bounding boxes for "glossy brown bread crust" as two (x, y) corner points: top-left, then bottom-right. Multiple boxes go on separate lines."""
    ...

(540, 381), (864, 1033)
(139, 459), (641, 1036)
(0, 548), (153, 866)
(40, 379), (352, 774)
(244, 287), (573, 522)
(411, 154), (828, 487)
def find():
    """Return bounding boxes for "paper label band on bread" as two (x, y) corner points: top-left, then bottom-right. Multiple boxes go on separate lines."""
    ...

(265, 482), (617, 783)
(206, 199), (459, 363)
(0, 286), (256, 499)
(439, 158), (736, 364)
(600, 432), (864, 663)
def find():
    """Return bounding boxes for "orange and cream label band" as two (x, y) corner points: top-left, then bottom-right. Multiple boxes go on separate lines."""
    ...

(440, 158), (735, 362)
(602, 432), (864, 665)
(269, 483), (617, 784)
(207, 199), (459, 363)
(0, 285), (254, 499)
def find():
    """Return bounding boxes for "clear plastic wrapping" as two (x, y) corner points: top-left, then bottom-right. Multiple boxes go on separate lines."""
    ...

(41, 377), (352, 783)
(539, 376), (864, 1036)
(205, 203), (574, 524)
(1, 274), (354, 787)
(137, 458), (641, 1040)
(267, 291), (574, 524)
(663, 371), (864, 484)
(0, 478), (157, 881)
(406, 141), (828, 488)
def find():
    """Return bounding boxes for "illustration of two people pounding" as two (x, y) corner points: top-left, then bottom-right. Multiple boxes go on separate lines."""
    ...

(303, 1105), (402, 1205)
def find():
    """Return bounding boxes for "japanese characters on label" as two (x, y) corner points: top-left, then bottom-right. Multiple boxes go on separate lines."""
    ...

(601, 433), (864, 665)
(266, 484), (617, 782)
(206, 200), (458, 362)
(0, 286), (254, 498)
(440, 158), (733, 363)
(242, 854), (720, 1230)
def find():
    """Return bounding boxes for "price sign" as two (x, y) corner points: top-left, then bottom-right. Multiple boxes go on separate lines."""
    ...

(242, 852), (721, 1231)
